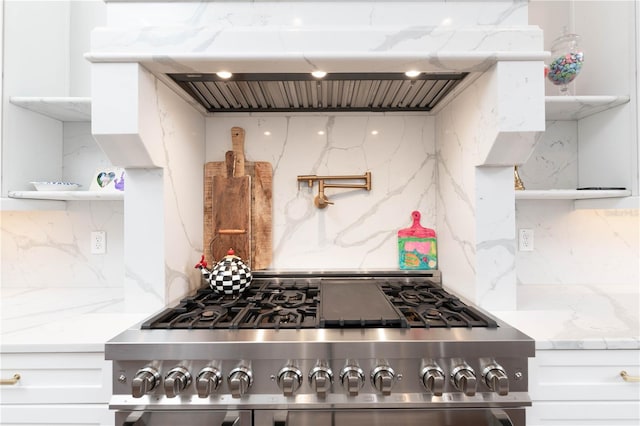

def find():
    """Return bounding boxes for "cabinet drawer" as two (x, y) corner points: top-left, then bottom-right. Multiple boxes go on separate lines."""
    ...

(530, 349), (640, 401)
(0, 404), (112, 426)
(0, 352), (111, 404)
(528, 401), (640, 425)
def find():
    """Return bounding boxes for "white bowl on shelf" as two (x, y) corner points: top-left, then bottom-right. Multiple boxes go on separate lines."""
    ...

(30, 181), (81, 191)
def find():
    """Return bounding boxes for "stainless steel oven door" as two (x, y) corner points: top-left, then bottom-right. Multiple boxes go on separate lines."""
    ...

(115, 410), (252, 426)
(253, 408), (525, 426)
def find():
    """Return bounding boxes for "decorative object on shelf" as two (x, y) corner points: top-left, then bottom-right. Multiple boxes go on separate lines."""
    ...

(30, 181), (81, 191)
(195, 249), (253, 296)
(89, 167), (125, 192)
(296, 172), (372, 208)
(398, 210), (437, 270)
(514, 166), (525, 190)
(546, 30), (584, 95)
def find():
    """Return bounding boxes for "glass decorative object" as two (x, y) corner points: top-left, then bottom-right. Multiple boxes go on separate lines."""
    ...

(546, 31), (584, 95)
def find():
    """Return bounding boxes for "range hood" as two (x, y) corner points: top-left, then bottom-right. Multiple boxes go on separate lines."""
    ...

(168, 72), (468, 113)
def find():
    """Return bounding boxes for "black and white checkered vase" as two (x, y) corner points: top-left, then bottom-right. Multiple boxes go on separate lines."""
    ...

(209, 255), (252, 296)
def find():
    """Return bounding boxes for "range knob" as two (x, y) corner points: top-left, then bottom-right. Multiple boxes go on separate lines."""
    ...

(277, 365), (303, 397)
(370, 364), (395, 396)
(196, 366), (222, 398)
(228, 366), (252, 398)
(451, 363), (477, 396)
(483, 363), (509, 396)
(339, 365), (365, 396)
(420, 363), (445, 396)
(131, 366), (161, 398)
(164, 366), (192, 398)
(309, 365), (333, 398)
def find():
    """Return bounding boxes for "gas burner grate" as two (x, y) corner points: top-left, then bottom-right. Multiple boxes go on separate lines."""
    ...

(142, 278), (497, 330)
(381, 282), (498, 328)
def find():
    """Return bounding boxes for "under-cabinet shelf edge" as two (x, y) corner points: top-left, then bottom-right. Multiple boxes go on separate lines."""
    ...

(545, 95), (630, 120)
(9, 96), (92, 122)
(7, 190), (124, 202)
(515, 189), (631, 200)
(1, 197), (67, 211)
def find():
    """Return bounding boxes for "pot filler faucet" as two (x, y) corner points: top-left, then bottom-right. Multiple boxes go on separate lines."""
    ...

(297, 172), (372, 208)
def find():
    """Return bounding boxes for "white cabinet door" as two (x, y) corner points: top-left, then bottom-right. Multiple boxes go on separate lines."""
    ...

(0, 352), (111, 404)
(528, 349), (640, 425)
(0, 351), (112, 425)
(0, 404), (112, 426)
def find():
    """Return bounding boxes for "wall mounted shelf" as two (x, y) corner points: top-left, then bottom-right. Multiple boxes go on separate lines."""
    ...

(9, 96), (91, 121)
(515, 189), (631, 201)
(7, 190), (123, 202)
(545, 95), (630, 121)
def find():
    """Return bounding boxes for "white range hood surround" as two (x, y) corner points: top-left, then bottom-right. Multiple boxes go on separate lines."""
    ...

(88, 0), (546, 312)
(89, 0), (545, 165)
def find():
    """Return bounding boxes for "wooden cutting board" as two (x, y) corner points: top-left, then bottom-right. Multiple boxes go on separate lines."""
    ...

(204, 127), (273, 269)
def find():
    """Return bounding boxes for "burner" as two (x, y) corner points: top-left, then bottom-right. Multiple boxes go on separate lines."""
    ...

(267, 290), (307, 308)
(240, 306), (318, 329)
(398, 289), (440, 306)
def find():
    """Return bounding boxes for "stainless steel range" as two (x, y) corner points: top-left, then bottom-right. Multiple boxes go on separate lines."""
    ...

(106, 271), (534, 426)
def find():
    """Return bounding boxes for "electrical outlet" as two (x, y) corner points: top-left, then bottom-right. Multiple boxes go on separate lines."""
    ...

(91, 231), (106, 254)
(519, 228), (534, 251)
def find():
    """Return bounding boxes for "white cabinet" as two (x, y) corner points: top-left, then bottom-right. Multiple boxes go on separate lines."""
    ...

(528, 349), (640, 425)
(0, 350), (113, 425)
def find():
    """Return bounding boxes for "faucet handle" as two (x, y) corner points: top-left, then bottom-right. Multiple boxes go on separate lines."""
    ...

(314, 194), (334, 209)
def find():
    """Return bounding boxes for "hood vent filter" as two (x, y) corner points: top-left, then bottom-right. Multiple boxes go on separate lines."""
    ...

(169, 72), (467, 113)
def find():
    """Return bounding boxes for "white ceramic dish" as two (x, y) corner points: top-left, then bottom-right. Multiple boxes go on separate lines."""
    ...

(30, 181), (81, 191)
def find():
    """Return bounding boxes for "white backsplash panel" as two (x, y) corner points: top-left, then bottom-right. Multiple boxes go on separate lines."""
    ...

(206, 114), (437, 269)
(1, 201), (124, 288)
(516, 202), (639, 287)
(519, 120), (578, 190)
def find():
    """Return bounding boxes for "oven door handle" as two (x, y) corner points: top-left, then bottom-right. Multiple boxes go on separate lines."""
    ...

(490, 409), (515, 426)
(123, 411), (149, 426)
(222, 413), (240, 426)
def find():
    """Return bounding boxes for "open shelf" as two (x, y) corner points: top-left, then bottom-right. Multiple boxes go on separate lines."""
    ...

(515, 189), (631, 200)
(7, 190), (124, 201)
(9, 96), (91, 121)
(545, 95), (630, 120)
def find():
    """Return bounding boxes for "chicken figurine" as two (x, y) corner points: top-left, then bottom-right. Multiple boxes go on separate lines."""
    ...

(195, 249), (252, 296)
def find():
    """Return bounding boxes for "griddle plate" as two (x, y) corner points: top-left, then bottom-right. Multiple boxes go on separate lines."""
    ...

(319, 281), (407, 328)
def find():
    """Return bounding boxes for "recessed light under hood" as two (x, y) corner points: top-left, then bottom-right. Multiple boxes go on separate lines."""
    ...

(168, 72), (468, 113)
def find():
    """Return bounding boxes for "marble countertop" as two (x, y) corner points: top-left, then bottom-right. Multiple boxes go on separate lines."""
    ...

(492, 284), (639, 350)
(1, 284), (638, 353)
(0, 287), (148, 353)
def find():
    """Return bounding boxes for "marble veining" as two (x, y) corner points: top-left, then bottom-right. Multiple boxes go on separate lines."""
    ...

(207, 114), (437, 270)
(1, 203), (124, 288)
(519, 120), (578, 190)
(88, 0), (543, 77)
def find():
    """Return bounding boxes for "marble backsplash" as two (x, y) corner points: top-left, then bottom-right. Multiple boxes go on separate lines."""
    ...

(2, 113), (637, 295)
(1, 201), (124, 288)
(516, 119), (639, 288)
(205, 114), (437, 270)
(1, 121), (124, 289)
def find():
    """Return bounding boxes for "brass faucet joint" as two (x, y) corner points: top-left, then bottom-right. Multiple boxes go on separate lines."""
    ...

(296, 172), (372, 209)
